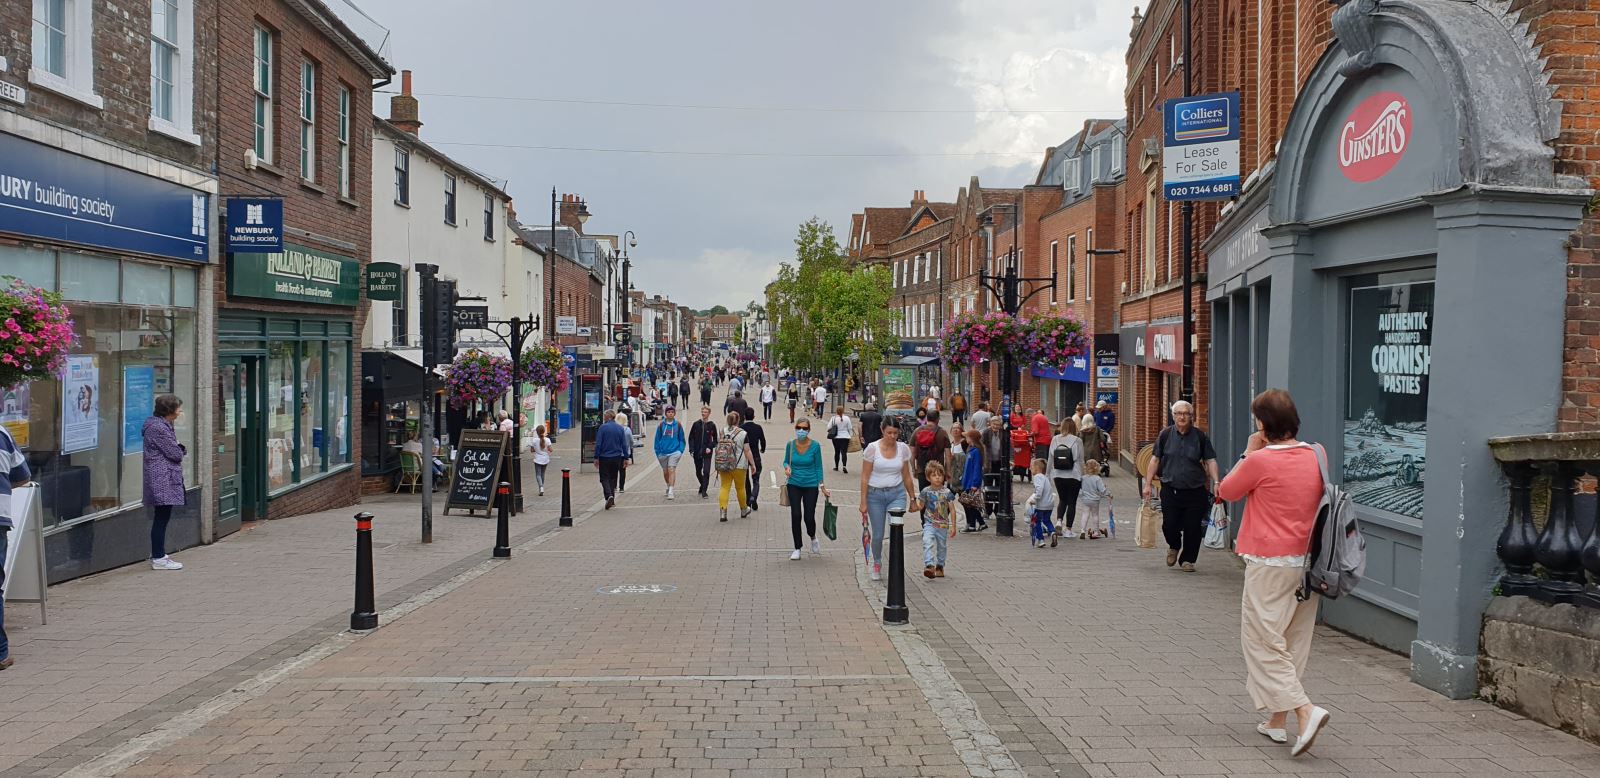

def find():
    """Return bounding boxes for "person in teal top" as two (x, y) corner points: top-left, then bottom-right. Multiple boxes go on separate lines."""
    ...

(653, 406), (688, 500)
(783, 418), (830, 560)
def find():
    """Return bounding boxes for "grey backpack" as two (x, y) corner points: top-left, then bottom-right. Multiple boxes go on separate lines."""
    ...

(1302, 444), (1366, 601)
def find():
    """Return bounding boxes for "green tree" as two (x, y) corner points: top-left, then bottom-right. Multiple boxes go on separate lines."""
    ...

(766, 218), (897, 374)
(700, 305), (730, 316)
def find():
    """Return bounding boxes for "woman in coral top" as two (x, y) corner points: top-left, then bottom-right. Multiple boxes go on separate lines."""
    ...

(1216, 389), (1332, 757)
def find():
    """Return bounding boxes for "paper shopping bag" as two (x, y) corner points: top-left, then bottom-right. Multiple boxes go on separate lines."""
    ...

(1135, 500), (1161, 549)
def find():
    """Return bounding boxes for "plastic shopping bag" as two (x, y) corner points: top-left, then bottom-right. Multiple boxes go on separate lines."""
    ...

(822, 499), (838, 540)
(1203, 502), (1229, 550)
(1107, 505), (1116, 538)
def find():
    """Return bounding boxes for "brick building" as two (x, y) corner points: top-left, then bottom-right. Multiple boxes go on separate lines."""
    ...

(1, 0), (220, 579)
(707, 315), (741, 343)
(1030, 120), (1126, 422)
(1115, 0), (1223, 465)
(213, 0), (391, 523)
(944, 180), (1022, 408)
(883, 192), (955, 352)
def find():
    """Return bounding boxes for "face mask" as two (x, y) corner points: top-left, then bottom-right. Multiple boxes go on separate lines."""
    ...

(796, 429), (810, 439)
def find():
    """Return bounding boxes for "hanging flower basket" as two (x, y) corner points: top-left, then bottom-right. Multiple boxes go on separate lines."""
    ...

(444, 349), (513, 409)
(517, 342), (567, 388)
(938, 312), (1029, 369)
(0, 277), (76, 389)
(1022, 313), (1091, 370)
(938, 311), (1088, 369)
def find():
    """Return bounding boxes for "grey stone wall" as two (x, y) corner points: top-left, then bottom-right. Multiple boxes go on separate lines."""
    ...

(1478, 596), (1600, 744)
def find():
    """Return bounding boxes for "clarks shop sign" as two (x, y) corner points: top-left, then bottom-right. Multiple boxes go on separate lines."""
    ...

(228, 243), (359, 306)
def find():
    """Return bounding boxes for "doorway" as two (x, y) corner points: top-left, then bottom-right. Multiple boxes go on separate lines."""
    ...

(216, 355), (265, 532)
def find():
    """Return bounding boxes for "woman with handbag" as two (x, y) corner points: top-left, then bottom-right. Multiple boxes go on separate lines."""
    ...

(1216, 389), (1332, 757)
(783, 418), (829, 560)
(958, 429), (988, 532)
(858, 423), (916, 581)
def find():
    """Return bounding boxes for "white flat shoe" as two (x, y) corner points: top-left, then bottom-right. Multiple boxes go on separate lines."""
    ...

(1256, 722), (1288, 744)
(1291, 706), (1331, 757)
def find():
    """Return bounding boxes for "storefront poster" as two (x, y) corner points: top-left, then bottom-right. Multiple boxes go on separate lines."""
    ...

(122, 366), (155, 453)
(0, 382), (28, 448)
(61, 356), (99, 455)
(1343, 280), (1433, 519)
(880, 367), (915, 412)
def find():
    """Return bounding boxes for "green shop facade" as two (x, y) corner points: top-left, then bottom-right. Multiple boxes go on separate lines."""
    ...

(217, 240), (363, 531)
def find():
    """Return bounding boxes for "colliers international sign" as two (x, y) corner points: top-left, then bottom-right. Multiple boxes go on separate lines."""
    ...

(228, 243), (359, 306)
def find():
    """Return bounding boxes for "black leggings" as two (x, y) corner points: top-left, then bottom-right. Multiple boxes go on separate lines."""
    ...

(1053, 477), (1082, 528)
(832, 439), (850, 468)
(151, 504), (173, 559)
(788, 484), (819, 548)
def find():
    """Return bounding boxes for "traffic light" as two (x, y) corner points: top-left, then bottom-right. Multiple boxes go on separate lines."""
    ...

(421, 274), (458, 367)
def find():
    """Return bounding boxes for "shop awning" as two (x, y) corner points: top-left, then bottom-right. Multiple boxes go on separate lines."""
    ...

(362, 351), (426, 400)
(890, 355), (939, 367)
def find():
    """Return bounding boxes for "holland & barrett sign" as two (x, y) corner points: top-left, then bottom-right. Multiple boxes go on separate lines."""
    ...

(229, 243), (359, 306)
(365, 262), (404, 301)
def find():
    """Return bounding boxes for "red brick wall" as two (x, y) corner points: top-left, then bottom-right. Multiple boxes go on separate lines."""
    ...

(217, 0), (384, 519)
(0, 0), (218, 168)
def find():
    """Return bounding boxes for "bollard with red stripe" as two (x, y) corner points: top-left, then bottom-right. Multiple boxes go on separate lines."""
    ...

(351, 512), (378, 631)
(558, 468), (574, 527)
(494, 481), (512, 558)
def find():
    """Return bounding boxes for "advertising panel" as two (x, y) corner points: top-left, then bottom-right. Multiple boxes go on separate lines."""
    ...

(1343, 279), (1433, 520)
(1163, 91), (1241, 201)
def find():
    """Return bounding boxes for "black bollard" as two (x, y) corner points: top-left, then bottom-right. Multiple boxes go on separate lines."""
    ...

(351, 512), (378, 631)
(883, 508), (909, 624)
(494, 481), (512, 558)
(559, 468), (574, 527)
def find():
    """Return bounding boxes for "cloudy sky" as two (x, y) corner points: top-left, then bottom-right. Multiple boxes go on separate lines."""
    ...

(359, 0), (1130, 311)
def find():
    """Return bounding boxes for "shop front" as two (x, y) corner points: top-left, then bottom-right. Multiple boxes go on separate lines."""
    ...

(220, 242), (359, 524)
(1116, 320), (1183, 467)
(1031, 356), (1089, 421)
(1204, 0), (1589, 697)
(0, 131), (209, 582)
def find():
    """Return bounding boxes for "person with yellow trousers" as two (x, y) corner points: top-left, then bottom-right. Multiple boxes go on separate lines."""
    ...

(714, 412), (755, 521)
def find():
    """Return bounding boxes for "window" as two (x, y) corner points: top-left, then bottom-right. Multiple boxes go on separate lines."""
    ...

(1062, 157), (1081, 192)
(1111, 135), (1124, 174)
(443, 175), (457, 224)
(483, 194), (495, 241)
(1343, 270), (1435, 520)
(336, 86), (351, 197)
(150, 1), (178, 122)
(391, 272), (408, 346)
(252, 26), (274, 163)
(32, 0), (99, 107)
(1167, 200), (1178, 281)
(299, 61), (316, 181)
(393, 148), (410, 205)
(1066, 237), (1077, 301)
(1086, 228), (1095, 299)
(1170, 34), (1178, 73)
(1143, 188), (1158, 290)
(1091, 144), (1103, 182)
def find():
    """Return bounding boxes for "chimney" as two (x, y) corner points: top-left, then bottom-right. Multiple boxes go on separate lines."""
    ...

(390, 70), (423, 135)
(506, 199), (517, 224)
(559, 194), (587, 235)
(911, 189), (927, 205)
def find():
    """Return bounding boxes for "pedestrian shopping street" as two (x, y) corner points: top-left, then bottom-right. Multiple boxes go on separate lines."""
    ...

(0, 387), (1595, 778)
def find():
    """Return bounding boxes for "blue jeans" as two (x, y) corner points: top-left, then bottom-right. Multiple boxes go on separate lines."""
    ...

(922, 522), (948, 567)
(0, 527), (9, 661)
(864, 486), (908, 565)
(1030, 509), (1056, 544)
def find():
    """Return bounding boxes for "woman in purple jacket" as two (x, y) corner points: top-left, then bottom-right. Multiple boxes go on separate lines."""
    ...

(143, 394), (187, 571)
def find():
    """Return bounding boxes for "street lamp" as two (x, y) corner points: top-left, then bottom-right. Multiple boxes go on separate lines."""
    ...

(977, 203), (1056, 537)
(547, 187), (589, 438)
(620, 230), (637, 369)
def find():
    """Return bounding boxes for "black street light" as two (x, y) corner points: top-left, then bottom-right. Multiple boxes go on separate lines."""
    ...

(620, 230), (637, 369)
(547, 187), (589, 439)
(481, 313), (541, 513)
(978, 204), (1056, 538)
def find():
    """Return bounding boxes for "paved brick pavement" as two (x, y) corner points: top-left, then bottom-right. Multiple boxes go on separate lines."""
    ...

(4, 379), (1599, 778)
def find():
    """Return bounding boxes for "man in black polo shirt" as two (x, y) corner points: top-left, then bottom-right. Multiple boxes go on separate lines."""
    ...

(1142, 400), (1219, 572)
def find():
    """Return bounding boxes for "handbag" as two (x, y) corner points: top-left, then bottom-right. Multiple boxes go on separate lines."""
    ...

(958, 488), (985, 509)
(827, 423), (838, 438)
(823, 499), (838, 540)
(1135, 499), (1161, 549)
(1203, 502), (1229, 549)
(779, 479), (791, 507)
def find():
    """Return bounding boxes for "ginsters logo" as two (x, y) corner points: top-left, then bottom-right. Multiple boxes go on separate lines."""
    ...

(1338, 91), (1411, 183)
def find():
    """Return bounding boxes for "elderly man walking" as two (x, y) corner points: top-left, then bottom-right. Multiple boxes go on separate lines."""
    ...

(1142, 400), (1219, 572)
(595, 410), (633, 510)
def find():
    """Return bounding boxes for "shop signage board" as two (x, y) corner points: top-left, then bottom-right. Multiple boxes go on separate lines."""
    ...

(1163, 91), (1241, 201)
(0, 131), (209, 262)
(1096, 392), (1119, 405)
(229, 243), (360, 306)
(224, 198), (282, 253)
(1030, 356), (1089, 383)
(556, 316), (578, 335)
(1337, 91), (1412, 183)
(1117, 323), (1182, 374)
(364, 262), (403, 301)
(900, 340), (939, 358)
(443, 429), (508, 515)
(453, 306), (489, 330)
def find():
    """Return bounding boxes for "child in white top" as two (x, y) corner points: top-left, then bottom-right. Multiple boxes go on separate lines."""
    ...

(1025, 459), (1058, 548)
(1077, 459), (1111, 539)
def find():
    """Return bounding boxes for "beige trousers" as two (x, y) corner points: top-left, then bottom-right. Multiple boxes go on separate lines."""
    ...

(1240, 562), (1318, 712)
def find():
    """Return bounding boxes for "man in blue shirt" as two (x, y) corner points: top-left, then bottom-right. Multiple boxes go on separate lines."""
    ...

(0, 423), (32, 670)
(594, 409), (633, 510)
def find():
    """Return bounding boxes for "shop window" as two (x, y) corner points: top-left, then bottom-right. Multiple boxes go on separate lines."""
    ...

(8, 257), (199, 528)
(0, 245), (56, 290)
(267, 340), (295, 490)
(303, 342), (326, 473)
(262, 335), (352, 491)
(1344, 270), (1434, 520)
(122, 262), (172, 306)
(60, 252), (119, 302)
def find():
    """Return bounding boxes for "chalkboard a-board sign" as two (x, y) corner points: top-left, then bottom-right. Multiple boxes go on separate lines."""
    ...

(444, 429), (508, 515)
